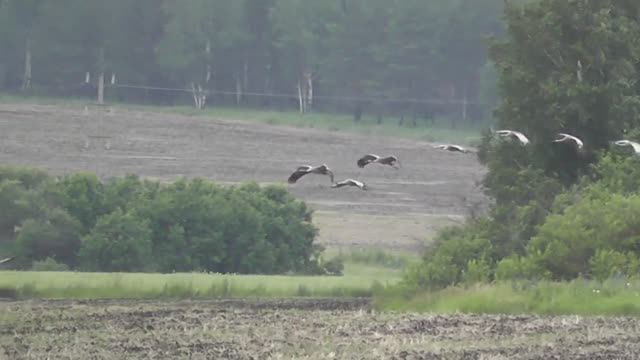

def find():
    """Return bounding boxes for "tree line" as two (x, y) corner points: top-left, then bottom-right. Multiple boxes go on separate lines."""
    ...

(405, 0), (640, 290)
(0, 0), (504, 124)
(0, 166), (339, 274)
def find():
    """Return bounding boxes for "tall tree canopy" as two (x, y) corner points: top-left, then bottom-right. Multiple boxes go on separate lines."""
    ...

(485, 0), (640, 188)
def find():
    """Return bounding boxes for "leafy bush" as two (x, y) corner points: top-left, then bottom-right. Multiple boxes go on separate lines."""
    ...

(13, 207), (82, 267)
(527, 193), (640, 280)
(462, 259), (491, 285)
(322, 257), (344, 276)
(78, 209), (153, 272)
(58, 172), (106, 232)
(589, 249), (639, 282)
(495, 256), (540, 281)
(0, 166), (50, 190)
(31, 257), (70, 271)
(404, 221), (493, 290)
(0, 165), (323, 274)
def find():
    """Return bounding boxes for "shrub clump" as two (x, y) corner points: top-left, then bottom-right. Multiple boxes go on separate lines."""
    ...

(0, 166), (321, 274)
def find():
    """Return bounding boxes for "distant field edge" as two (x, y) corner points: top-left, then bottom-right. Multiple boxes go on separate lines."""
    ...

(0, 93), (486, 145)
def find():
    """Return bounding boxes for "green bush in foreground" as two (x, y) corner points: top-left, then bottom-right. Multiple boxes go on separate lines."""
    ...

(0, 165), (324, 275)
(79, 209), (153, 272)
(31, 257), (70, 272)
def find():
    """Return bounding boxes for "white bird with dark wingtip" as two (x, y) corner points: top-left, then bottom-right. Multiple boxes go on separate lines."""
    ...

(357, 154), (400, 169)
(331, 178), (367, 190)
(0, 257), (14, 265)
(287, 164), (334, 184)
(553, 133), (584, 150)
(496, 130), (530, 145)
(614, 140), (640, 155)
(433, 144), (471, 153)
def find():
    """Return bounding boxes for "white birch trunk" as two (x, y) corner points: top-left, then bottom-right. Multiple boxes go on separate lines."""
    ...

(305, 72), (313, 110)
(200, 84), (206, 109)
(191, 82), (200, 109)
(462, 88), (468, 124)
(235, 75), (242, 105)
(297, 80), (304, 113)
(191, 83), (206, 110)
(21, 36), (32, 90)
(243, 58), (248, 94)
(97, 72), (104, 105)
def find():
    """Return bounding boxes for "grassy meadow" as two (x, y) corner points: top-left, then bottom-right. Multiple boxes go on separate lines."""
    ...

(0, 263), (401, 300)
(377, 278), (640, 316)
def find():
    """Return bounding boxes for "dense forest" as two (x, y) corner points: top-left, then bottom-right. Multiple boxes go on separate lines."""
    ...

(0, 0), (505, 124)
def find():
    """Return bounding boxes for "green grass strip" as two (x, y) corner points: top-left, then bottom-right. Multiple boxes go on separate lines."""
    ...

(0, 264), (400, 300)
(376, 279), (640, 316)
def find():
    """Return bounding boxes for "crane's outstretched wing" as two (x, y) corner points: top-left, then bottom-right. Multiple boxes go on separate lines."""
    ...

(357, 154), (379, 168)
(287, 167), (311, 183)
(0, 257), (14, 265)
(626, 141), (640, 154)
(512, 131), (530, 145)
(331, 180), (350, 188)
(312, 164), (335, 183)
(331, 179), (367, 190)
(377, 156), (400, 168)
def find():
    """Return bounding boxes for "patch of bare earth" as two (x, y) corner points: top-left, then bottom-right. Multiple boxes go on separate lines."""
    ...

(1, 299), (639, 359)
(0, 103), (487, 252)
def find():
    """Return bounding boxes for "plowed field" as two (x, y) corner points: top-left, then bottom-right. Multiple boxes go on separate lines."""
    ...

(0, 102), (486, 251)
(2, 299), (639, 359)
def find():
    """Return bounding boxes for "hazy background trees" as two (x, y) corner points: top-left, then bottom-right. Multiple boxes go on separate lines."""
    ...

(0, 0), (504, 124)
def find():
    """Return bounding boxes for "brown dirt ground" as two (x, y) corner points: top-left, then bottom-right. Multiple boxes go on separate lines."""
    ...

(2, 299), (639, 359)
(0, 103), (487, 252)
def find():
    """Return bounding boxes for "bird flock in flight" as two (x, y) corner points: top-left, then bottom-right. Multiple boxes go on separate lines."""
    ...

(286, 139), (470, 191)
(286, 129), (640, 191)
(492, 129), (640, 153)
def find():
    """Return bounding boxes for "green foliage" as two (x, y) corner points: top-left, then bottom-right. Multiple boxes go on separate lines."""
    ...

(79, 209), (153, 272)
(0, 165), (323, 275)
(321, 257), (344, 276)
(590, 249), (639, 282)
(528, 193), (640, 280)
(408, 0), (640, 292)
(13, 207), (82, 267)
(58, 172), (105, 232)
(404, 222), (493, 290)
(495, 256), (538, 281)
(462, 259), (491, 285)
(31, 257), (70, 271)
(487, 0), (640, 185)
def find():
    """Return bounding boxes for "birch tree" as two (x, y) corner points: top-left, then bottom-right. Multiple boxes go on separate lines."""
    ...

(157, 0), (246, 109)
(3, 0), (46, 90)
(270, 1), (335, 113)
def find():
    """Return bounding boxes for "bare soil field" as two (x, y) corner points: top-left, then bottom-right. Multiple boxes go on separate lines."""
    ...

(0, 103), (486, 252)
(2, 298), (639, 359)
